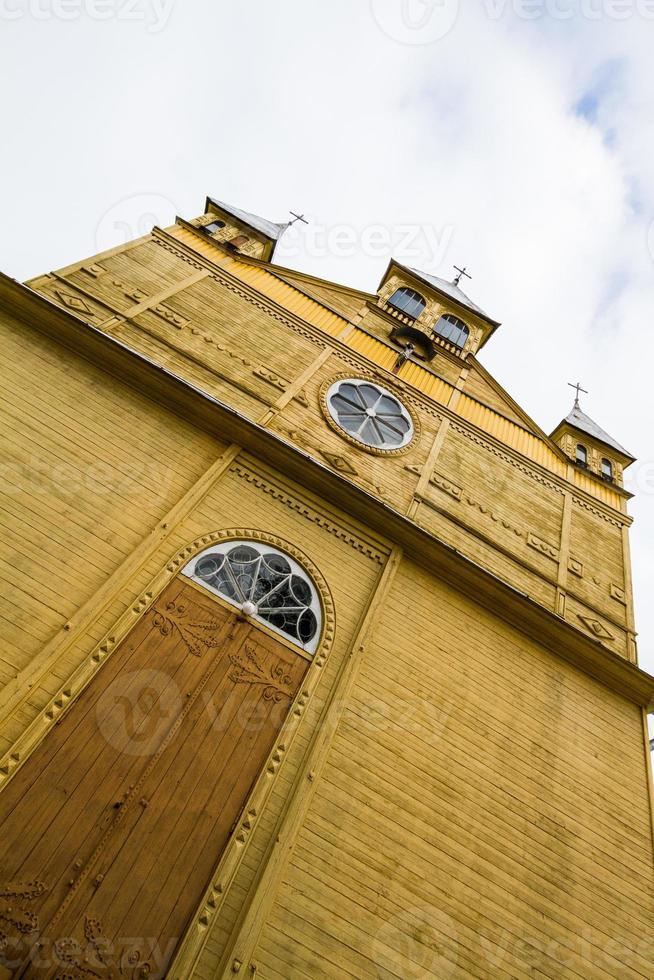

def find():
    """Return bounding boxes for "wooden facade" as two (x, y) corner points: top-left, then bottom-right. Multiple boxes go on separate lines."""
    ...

(0, 199), (652, 978)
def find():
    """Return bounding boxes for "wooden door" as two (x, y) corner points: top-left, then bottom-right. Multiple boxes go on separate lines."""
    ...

(0, 579), (309, 978)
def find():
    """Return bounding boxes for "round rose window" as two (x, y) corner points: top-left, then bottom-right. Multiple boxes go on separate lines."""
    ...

(326, 379), (414, 451)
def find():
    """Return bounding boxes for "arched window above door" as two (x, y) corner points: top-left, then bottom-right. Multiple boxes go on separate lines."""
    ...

(182, 541), (322, 654)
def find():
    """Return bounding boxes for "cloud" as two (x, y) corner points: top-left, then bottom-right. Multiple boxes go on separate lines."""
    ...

(0, 1), (651, 687)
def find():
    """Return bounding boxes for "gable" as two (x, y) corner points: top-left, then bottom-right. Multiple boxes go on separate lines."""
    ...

(463, 359), (545, 436)
(272, 267), (372, 321)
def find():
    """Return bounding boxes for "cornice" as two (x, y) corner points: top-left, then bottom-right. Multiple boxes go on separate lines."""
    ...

(270, 266), (377, 304)
(467, 353), (554, 443)
(154, 226), (347, 348)
(1, 273), (651, 710)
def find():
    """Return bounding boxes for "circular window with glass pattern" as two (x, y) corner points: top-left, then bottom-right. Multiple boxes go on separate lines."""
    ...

(324, 378), (415, 453)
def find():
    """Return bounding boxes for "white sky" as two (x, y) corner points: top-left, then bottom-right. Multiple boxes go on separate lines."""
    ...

(1, 1), (652, 695)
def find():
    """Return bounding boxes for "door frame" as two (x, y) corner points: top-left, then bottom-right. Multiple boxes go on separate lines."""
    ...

(0, 529), (335, 973)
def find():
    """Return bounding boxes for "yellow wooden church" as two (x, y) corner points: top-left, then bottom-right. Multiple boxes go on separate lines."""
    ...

(0, 197), (652, 978)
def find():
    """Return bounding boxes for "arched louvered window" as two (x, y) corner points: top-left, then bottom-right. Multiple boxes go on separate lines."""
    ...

(182, 541), (322, 654)
(388, 287), (426, 320)
(433, 314), (469, 349)
(576, 444), (588, 468)
(601, 458), (613, 481)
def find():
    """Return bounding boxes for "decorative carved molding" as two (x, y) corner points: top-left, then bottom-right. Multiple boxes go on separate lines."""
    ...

(449, 419), (563, 495)
(409, 467), (463, 503)
(254, 365), (288, 392)
(572, 495), (625, 528)
(460, 492), (524, 538)
(229, 466), (386, 568)
(0, 880), (45, 950)
(526, 532), (559, 562)
(430, 473), (462, 502)
(153, 303), (188, 330)
(152, 600), (225, 657)
(152, 235), (206, 271)
(54, 289), (96, 317)
(53, 915), (153, 979)
(228, 645), (293, 703)
(414, 466), (566, 566)
(568, 557), (584, 578)
(318, 451), (358, 476)
(577, 615), (615, 642)
(609, 583), (626, 604)
(81, 263), (106, 278)
(254, 366), (308, 405)
(148, 233), (626, 526)
(153, 235), (328, 350)
(279, 426), (314, 451)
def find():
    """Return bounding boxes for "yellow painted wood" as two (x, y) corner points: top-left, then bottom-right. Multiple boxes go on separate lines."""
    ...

(0, 208), (650, 980)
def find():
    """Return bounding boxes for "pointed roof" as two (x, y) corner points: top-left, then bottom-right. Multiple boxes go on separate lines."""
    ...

(558, 402), (635, 461)
(206, 197), (289, 242)
(407, 266), (500, 328)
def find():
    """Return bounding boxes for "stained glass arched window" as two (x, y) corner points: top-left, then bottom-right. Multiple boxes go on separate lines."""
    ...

(433, 314), (469, 349)
(182, 541), (322, 654)
(388, 287), (426, 320)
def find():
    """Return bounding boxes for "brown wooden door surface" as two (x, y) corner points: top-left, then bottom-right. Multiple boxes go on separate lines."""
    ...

(0, 579), (309, 979)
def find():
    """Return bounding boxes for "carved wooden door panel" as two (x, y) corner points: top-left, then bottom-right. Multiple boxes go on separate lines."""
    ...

(0, 579), (309, 979)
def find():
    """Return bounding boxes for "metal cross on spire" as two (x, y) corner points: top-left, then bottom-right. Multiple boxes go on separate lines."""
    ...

(453, 265), (472, 287)
(289, 211), (309, 227)
(568, 381), (589, 409)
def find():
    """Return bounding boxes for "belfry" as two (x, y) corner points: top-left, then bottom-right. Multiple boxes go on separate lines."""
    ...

(0, 196), (652, 978)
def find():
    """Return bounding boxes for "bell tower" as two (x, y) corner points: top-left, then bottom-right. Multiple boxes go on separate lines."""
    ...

(193, 197), (289, 261)
(0, 196), (652, 978)
(551, 384), (635, 490)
